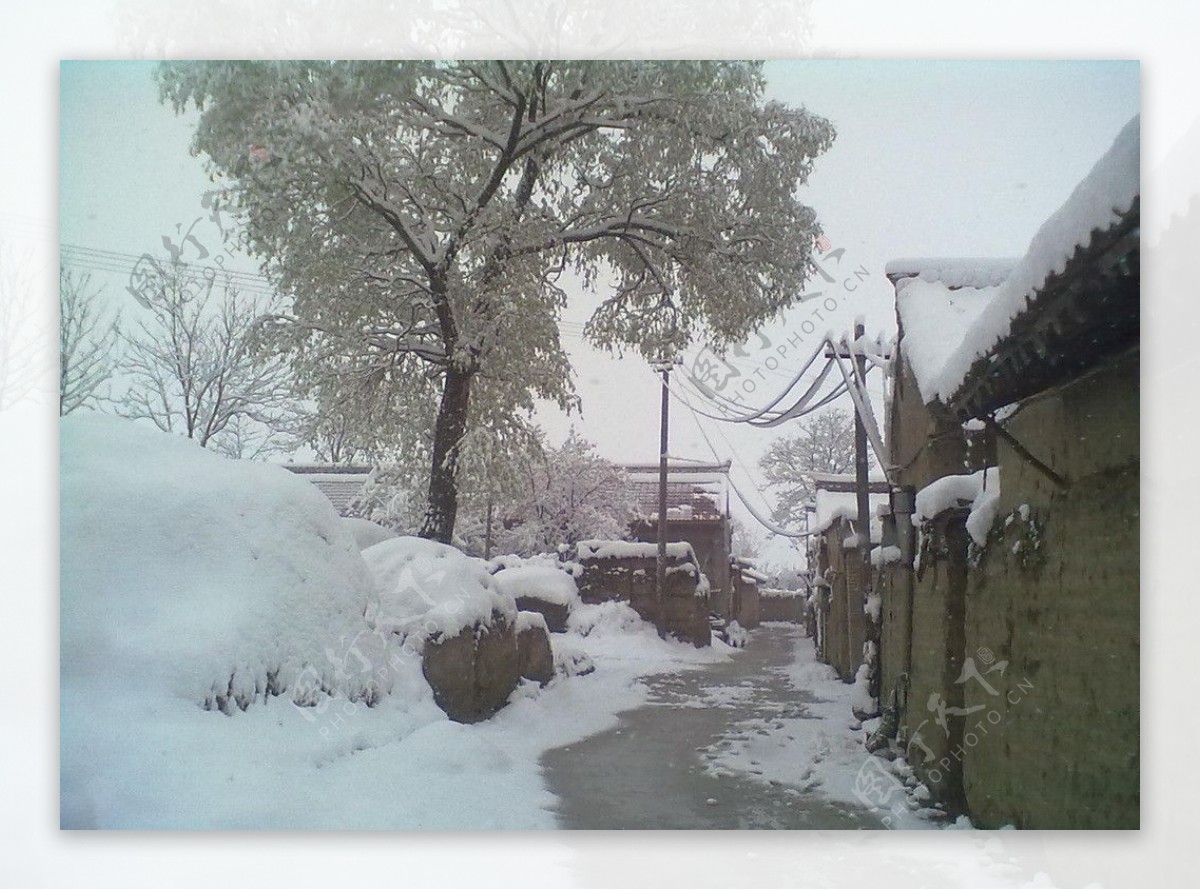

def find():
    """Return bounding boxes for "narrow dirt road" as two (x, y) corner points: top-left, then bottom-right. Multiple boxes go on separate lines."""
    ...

(541, 624), (886, 829)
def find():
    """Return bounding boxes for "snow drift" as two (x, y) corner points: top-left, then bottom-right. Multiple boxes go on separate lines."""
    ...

(61, 413), (389, 713)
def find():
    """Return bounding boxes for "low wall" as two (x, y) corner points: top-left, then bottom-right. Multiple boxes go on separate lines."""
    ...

(758, 590), (805, 623)
(574, 543), (711, 647)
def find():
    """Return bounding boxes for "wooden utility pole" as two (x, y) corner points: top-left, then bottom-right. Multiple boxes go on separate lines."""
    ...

(852, 321), (872, 669)
(648, 358), (680, 636)
(654, 361), (672, 636)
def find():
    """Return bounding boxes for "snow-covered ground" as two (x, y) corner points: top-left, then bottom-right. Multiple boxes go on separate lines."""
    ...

(701, 627), (945, 830)
(60, 415), (730, 829)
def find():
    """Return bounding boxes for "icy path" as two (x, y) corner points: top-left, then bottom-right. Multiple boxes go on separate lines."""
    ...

(542, 624), (897, 829)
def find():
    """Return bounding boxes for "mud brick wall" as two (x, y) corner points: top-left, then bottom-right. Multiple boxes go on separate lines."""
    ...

(876, 561), (909, 723)
(961, 352), (1139, 829)
(819, 523), (872, 682)
(575, 552), (712, 647)
(758, 592), (805, 623)
(897, 510), (972, 809)
(732, 573), (761, 628)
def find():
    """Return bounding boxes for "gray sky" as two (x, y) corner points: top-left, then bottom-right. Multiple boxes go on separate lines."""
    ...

(58, 60), (1139, 565)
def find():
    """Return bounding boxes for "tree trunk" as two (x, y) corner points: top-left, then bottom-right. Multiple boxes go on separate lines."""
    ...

(419, 365), (473, 543)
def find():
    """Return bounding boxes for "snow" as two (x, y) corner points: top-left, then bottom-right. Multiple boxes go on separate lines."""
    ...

(896, 279), (998, 403)
(851, 662), (877, 716)
(515, 610), (548, 633)
(341, 516), (397, 550)
(576, 539), (696, 561)
(723, 620), (750, 649)
(870, 545), (903, 567)
(61, 414), (388, 717)
(362, 535), (516, 644)
(701, 631), (937, 830)
(864, 592), (882, 622)
(966, 486), (1002, 547)
(491, 563), (581, 607)
(812, 487), (889, 539)
(914, 467), (999, 523)
(760, 587), (804, 599)
(60, 414), (729, 829)
(900, 114), (1140, 404)
(885, 257), (1017, 290)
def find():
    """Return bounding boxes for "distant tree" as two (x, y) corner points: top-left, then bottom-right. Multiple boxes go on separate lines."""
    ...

(730, 517), (762, 559)
(118, 258), (297, 453)
(59, 267), (120, 415)
(0, 243), (43, 411)
(475, 430), (633, 557)
(759, 409), (863, 529)
(159, 60), (836, 543)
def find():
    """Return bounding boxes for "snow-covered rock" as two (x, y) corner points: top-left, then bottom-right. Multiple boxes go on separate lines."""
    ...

(363, 536), (516, 645)
(491, 563), (581, 632)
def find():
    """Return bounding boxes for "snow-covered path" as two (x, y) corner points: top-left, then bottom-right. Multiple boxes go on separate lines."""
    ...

(542, 624), (896, 829)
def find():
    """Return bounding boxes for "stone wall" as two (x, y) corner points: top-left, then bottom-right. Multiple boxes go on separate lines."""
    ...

(960, 351), (1139, 829)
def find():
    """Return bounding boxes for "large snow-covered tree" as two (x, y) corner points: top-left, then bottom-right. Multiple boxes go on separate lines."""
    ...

(159, 60), (836, 542)
(760, 408), (862, 529)
(118, 257), (298, 452)
(59, 267), (121, 416)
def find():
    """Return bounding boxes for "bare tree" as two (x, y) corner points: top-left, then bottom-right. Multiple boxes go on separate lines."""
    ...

(119, 258), (297, 452)
(759, 409), (864, 529)
(0, 243), (45, 411)
(60, 267), (121, 415)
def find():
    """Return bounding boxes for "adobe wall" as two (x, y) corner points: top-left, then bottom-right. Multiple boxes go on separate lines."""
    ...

(759, 591), (805, 623)
(961, 351), (1139, 828)
(896, 509), (971, 809)
(819, 523), (871, 682)
(575, 550), (712, 647)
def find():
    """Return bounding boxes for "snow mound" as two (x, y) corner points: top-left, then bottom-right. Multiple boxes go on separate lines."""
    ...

(363, 536), (516, 644)
(567, 601), (649, 638)
(914, 468), (999, 524)
(341, 516), (398, 550)
(491, 564), (581, 607)
(60, 414), (388, 714)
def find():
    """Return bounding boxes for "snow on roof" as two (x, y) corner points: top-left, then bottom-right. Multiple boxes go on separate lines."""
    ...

(885, 257), (1017, 291)
(896, 279), (998, 403)
(932, 115), (1140, 404)
(808, 471), (889, 486)
(812, 488), (889, 539)
(282, 464), (372, 514)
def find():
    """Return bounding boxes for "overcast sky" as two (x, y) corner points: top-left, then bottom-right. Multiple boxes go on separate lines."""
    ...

(57, 60), (1139, 565)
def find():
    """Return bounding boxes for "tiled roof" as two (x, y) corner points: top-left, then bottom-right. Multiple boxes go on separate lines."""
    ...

(622, 461), (730, 522)
(281, 465), (372, 515)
